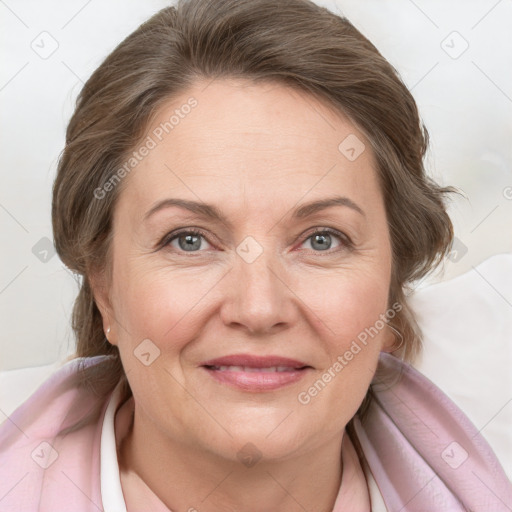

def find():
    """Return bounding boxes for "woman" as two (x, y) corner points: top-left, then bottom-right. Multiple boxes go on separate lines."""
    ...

(1, 0), (510, 510)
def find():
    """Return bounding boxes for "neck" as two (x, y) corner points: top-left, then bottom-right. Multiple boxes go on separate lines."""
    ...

(118, 404), (345, 512)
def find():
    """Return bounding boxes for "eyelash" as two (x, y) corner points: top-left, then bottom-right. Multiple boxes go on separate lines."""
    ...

(160, 227), (353, 255)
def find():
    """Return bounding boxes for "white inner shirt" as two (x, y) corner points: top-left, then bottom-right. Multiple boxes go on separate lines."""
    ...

(100, 380), (129, 512)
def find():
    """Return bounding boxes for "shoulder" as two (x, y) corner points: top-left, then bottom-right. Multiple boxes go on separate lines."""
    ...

(355, 352), (512, 511)
(0, 355), (117, 511)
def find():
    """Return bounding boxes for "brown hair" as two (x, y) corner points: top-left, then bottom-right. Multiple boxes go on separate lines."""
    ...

(52, 0), (454, 419)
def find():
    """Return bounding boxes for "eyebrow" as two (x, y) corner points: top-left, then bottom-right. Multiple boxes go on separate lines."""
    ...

(143, 195), (365, 224)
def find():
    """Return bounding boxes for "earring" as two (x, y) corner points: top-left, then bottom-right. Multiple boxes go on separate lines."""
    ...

(106, 326), (111, 339)
(387, 324), (404, 352)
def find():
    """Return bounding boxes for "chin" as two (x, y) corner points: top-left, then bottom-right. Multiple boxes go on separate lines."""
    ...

(201, 413), (319, 463)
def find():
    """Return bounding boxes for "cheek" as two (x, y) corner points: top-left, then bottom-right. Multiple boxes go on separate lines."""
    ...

(296, 291), (385, 437)
(292, 266), (390, 419)
(109, 266), (200, 420)
(111, 258), (218, 353)
(295, 265), (390, 345)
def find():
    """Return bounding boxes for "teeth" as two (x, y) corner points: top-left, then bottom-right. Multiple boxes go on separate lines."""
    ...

(211, 365), (296, 372)
(217, 365), (244, 371)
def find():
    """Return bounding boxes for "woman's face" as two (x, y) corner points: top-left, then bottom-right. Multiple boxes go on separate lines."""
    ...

(96, 78), (394, 462)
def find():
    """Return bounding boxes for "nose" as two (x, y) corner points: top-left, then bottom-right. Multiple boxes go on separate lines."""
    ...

(220, 241), (294, 335)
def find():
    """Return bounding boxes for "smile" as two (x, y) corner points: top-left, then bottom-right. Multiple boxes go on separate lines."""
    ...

(200, 354), (312, 391)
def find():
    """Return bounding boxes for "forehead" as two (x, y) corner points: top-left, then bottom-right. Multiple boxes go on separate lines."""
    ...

(117, 78), (382, 217)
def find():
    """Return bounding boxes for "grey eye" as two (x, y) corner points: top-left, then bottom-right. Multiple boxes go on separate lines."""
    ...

(177, 233), (203, 251)
(166, 230), (212, 252)
(302, 230), (344, 252)
(309, 233), (333, 251)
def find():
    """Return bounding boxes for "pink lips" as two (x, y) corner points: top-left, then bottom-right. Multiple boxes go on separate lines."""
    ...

(201, 354), (312, 391)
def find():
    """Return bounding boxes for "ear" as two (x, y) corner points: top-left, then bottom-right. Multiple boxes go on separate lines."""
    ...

(89, 269), (118, 347)
(380, 323), (398, 353)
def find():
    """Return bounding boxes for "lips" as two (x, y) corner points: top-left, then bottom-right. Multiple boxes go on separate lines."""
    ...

(200, 354), (312, 391)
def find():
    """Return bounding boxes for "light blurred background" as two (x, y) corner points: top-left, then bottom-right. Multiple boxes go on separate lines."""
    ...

(1, 0), (511, 371)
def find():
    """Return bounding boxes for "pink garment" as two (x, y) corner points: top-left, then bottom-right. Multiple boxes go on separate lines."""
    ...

(0, 352), (510, 511)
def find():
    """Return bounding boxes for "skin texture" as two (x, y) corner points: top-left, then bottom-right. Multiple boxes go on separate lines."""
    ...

(92, 78), (395, 512)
